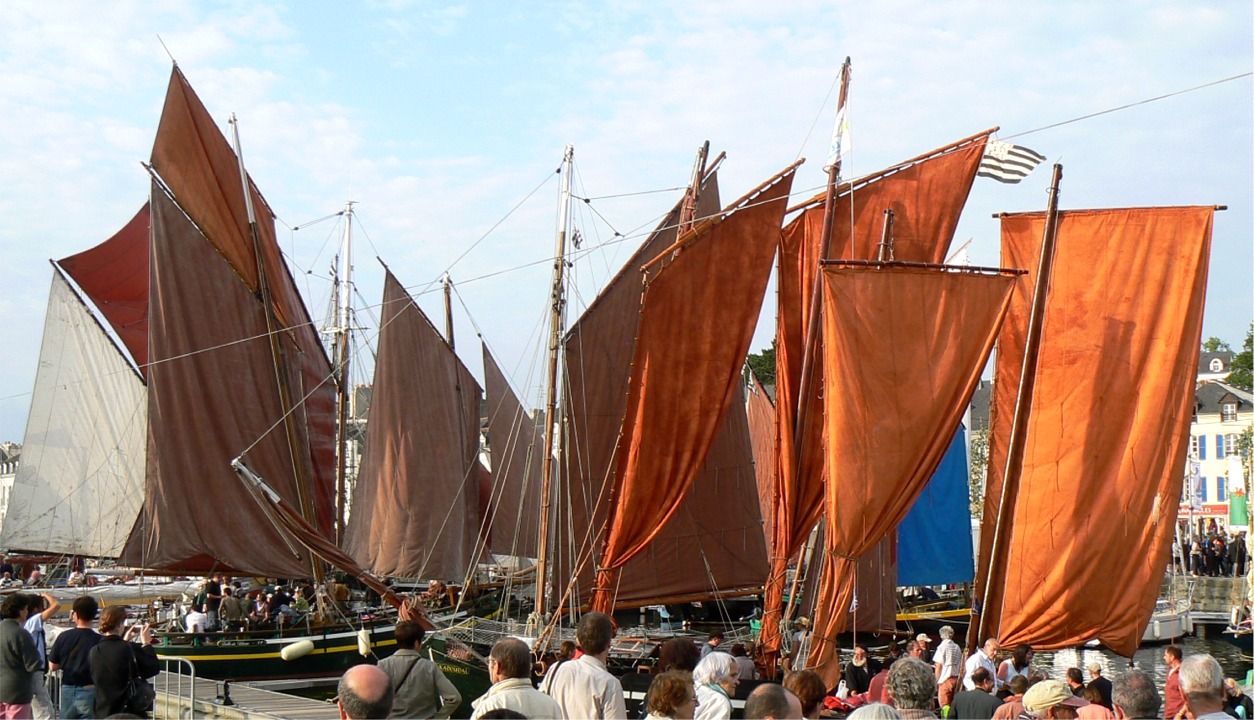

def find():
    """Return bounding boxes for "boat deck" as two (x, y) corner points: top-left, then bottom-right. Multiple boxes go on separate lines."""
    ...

(155, 670), (340, 719)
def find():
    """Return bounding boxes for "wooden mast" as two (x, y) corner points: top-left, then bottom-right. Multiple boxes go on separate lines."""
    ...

(333, 201), (356, 544)
(443, 273), (456, 350)
(781, 57), (852, 633)
(973, 163), (1063, 650)
(228, 114), (325, 589)
(535, 145), (575, 627)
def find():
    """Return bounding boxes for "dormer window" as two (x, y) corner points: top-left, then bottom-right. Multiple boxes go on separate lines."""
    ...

(1221, 402), (1238, 422)
(1210, 358), (1224, 372)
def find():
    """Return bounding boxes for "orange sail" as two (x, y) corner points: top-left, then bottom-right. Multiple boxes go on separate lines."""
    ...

(746, 372), (777, 545)
(555, 168), (768, 613)
(976, 207), (1213, 656)
(588, 164), (797, 613)
(342, 270), (483, 580)
(806, 264), (1015, 686)
(761, 130), (993, 662)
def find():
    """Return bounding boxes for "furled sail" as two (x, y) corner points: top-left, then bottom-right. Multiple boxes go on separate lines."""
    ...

(555, 168), (768, 611)
(805, 263), (1015, 685)
(761, 130), (993, 660)
(482, 344), (543, 559)
(58, 204), (151, 375)
(976, 206), (1213, 656)
(0, 269), (146, 557)
(588, 164), (796, 613)
(343, 270), (483, 580)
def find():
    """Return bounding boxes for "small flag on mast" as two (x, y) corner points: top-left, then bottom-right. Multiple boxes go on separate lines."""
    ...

(824, 62), (851, 172)
(977, 140), (1045, 183)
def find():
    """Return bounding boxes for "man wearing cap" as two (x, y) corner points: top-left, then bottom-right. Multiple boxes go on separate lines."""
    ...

(1021, 679), (1088, 719)
(1085, 662), (1112, 710)
(915, 634), (932, 653)
(1176, 654), (1229, 720)
(932, 626), (963, 710)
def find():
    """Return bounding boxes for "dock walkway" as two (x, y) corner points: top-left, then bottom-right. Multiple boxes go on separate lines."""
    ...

(155, 670), (340, 719)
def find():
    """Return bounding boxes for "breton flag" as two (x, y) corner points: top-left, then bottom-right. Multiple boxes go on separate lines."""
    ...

(825, 104), (851, 172)
(978, 140), (1045, 183)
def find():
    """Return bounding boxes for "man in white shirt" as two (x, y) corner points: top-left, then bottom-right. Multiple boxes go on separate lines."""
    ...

(472, 638), (562, 720)
(543, 612), (626, 720)
(931, 625), (964, 709)
(962, 638), (1000, 692)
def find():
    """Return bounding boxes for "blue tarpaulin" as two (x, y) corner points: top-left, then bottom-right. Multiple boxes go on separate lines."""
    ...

(896, 425), (975, 587)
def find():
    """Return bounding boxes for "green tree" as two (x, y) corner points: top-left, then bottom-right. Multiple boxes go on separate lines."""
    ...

(968, 427), (989, 519)
(747, 340), (777, 386)
(1228, 322), (1253, 392)
(1202, 337), (1232, 353)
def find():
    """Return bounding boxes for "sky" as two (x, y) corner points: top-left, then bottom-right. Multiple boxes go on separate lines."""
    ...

(1, 1), (1251, 444)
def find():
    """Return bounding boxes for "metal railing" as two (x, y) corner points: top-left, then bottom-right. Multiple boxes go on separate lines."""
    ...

(155, 655), (198, 717)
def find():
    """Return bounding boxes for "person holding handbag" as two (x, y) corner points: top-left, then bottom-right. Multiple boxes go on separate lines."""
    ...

(89, 606), (159, 718)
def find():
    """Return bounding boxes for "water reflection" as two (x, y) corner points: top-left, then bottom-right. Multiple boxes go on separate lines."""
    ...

(1029, 632), (1248, 688)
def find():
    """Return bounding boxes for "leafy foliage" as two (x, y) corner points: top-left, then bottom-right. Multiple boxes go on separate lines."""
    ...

(968, 427), (989, 519)
(1228, 323), (1253, 392)
(747, 340), (777, 386)
(1202, 337), (1232, 352)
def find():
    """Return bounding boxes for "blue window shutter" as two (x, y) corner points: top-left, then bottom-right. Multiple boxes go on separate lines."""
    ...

(1218, 478), (1226, 501)
(1200, 435), (1207, 459)
(1217, 435), (1225, 459)
(1200, 477), (1208, 502)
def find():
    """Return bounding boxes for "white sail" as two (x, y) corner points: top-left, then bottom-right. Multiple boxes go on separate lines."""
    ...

(0, 269), (146, 557)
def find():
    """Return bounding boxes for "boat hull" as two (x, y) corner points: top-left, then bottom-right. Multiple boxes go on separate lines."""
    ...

(155, 622), (491, 709)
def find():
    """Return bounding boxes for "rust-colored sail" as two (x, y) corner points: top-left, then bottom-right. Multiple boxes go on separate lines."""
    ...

(805, 264), (1015, 686)
(556, 169), (768, 611)
(976, 207), (1213, 656)
(121, 184), (327, 576)
(761, 131), (993, 661)
(144, 65), (337, 538)
(588, 165), (796, 613)
(59, 204), (151, 376)
(342, 270), (482, 580)
(482, 344), (543, 559)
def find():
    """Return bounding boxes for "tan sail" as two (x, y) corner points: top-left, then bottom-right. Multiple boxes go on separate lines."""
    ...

(976, 206), (1214, 656)
(482, 344), (544, 559)
(342, 270), (483, 580)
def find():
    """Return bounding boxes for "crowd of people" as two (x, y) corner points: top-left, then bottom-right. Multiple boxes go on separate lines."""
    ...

(1176, 523), (1248, 578)
(0, 592), (159, 719)
(327, 615), (1252, 720)
(3, 593), (1250, 720)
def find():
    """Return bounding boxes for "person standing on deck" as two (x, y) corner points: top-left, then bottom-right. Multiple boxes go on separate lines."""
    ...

(204, 574), (224, 631)
(48, 596), (102, 719)
(543, 611), (627, 720)
(933, 625), (964, 711)
(1, 594), (42, 719)
(700, 631), (726, 659)
(1162, 646), (1184, 720)
(22, 592), (59, 720)
(219, 587), (246, 631)
(963, 638), (1000, 692)
(377, 620), (460, 719)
